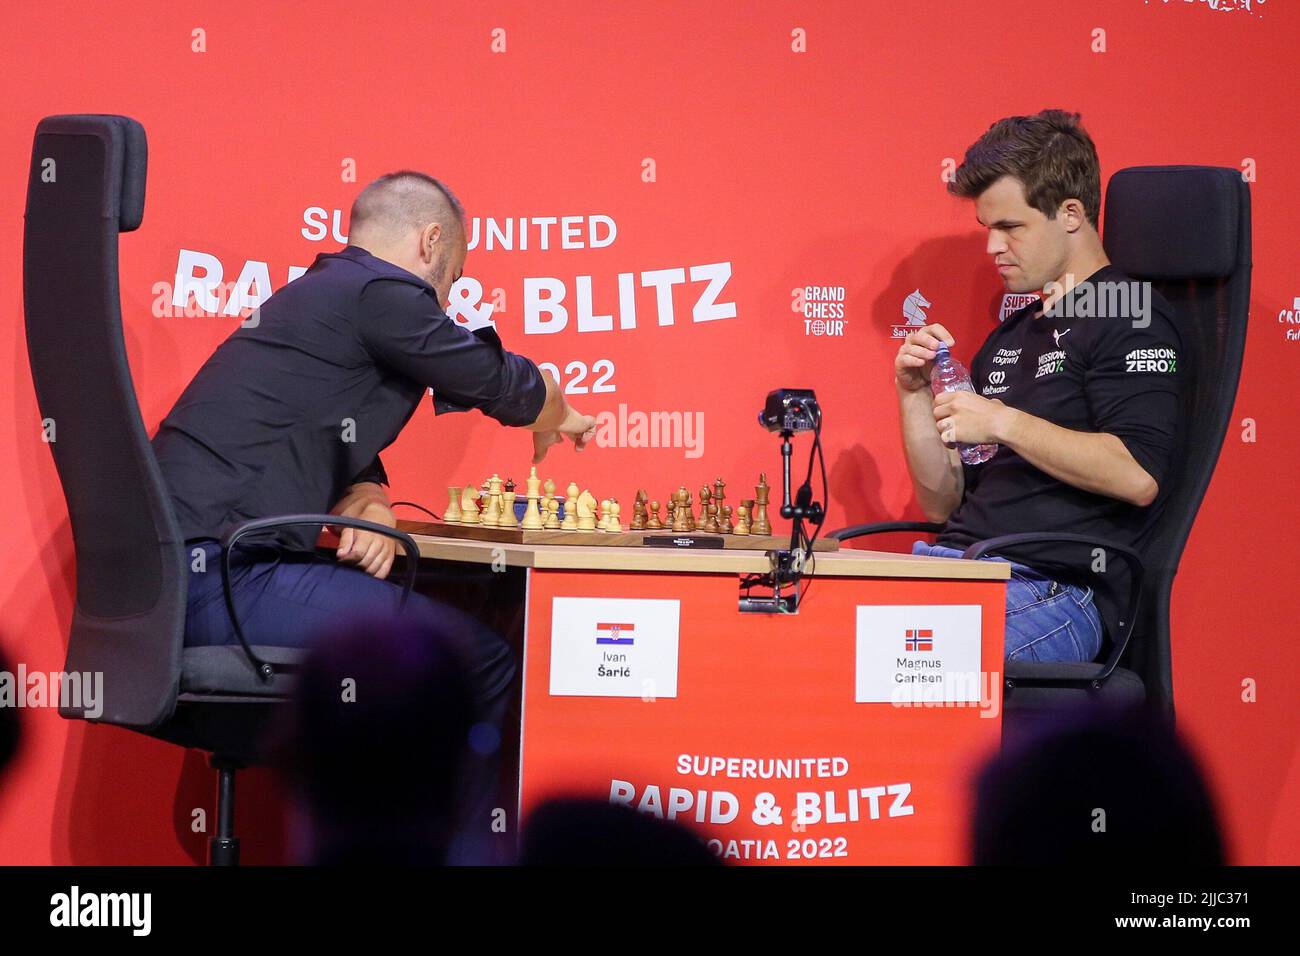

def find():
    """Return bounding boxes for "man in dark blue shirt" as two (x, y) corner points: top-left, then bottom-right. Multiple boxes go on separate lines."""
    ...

(153, 171), (595, 858)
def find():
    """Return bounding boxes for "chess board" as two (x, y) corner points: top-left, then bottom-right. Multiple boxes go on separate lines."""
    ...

(399, 519), (840, 551)
(426, 467), (837, 550)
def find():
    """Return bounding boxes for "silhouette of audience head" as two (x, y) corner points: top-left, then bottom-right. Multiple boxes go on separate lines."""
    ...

(0, 647), (19, 782)
(520, 797), (722, 866)
(272, 613), (476, 865)
(972, 702), (1225, 864)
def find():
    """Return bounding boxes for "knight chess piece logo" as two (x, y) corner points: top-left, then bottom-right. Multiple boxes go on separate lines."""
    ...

(892, 288), (931, 338)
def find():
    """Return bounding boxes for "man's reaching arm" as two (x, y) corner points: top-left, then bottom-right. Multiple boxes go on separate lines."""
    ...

(525, 370), (598, 464)
(357, 280), (594, 464)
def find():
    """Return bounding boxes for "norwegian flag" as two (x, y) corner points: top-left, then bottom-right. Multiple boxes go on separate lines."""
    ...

(905, 628), (933, 652)
(596, 622), (636, 646)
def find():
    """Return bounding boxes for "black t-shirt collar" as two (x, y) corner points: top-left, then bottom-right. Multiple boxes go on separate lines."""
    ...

(1023, 263), (1120, 321)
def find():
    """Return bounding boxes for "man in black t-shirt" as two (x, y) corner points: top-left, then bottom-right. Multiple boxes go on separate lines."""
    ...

(894, 110), (1183, 662)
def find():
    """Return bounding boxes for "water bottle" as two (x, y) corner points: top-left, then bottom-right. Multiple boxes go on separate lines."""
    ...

(930, 342), (998, 465)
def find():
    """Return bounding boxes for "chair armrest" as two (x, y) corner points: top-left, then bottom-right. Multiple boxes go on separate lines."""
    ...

(961, 532), (1144, 686)
(218, 514), (422, 681)
(828, 520), (945, 542)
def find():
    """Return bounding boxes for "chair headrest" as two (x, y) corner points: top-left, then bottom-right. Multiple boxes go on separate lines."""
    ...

(31, 114), (147, 231)
(1103, 166), (1244, 280)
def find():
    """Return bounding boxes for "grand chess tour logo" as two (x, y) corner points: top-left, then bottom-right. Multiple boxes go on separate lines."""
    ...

(793, 285), (847, 337)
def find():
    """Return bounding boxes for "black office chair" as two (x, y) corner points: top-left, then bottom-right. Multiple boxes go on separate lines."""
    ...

(23, 114), (421, 865)
(832, 165), (1250, 726)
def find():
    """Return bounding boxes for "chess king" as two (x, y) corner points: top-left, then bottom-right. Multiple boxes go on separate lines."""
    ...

(151, 172), (597, 858)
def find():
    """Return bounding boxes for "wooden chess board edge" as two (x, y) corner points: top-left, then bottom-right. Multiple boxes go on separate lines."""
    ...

(397, 520), (839, 551)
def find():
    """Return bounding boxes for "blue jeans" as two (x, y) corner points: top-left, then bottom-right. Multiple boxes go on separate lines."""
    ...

(911, 541), (1103, 663)
(183, 539), (516, 861)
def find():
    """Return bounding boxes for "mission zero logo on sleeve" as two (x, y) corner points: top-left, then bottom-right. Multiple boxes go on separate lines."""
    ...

(1125, 347), (1178, 372)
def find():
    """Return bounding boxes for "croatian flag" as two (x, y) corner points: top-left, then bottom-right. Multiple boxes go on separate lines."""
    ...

(905, 628), (933, 652)
(596, 622), (636, 645)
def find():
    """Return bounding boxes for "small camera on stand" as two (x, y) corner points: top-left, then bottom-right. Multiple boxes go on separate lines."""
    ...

(741, 389), (827, 614)
(758, 388), (820, 434)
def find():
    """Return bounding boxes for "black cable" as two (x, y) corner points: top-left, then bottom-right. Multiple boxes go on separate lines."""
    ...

(391, 500), (442, 521)
(795, 405), (827, 610)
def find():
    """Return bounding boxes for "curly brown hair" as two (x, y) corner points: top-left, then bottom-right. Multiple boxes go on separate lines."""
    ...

(949, 109), (1102, 229)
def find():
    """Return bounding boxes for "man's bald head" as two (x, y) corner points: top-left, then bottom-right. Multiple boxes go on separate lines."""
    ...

(347, 171), (468, 308)
(348, 171), (465, 246)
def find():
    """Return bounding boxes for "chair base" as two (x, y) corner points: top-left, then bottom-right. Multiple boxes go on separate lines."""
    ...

(208, 756), (242, 866)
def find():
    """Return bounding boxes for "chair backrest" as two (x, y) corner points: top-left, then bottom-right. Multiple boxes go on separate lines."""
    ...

(23, 115), (186, 730)
(1101, 166), (1251, 715)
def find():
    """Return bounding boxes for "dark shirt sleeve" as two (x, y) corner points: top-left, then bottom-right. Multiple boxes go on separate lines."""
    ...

(356, 279), (547, 427)
(1083, 306), (1184, 489)
(349, 455), (389, 487)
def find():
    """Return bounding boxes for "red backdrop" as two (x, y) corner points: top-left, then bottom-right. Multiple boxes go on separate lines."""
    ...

(1, 0), (1295, 864)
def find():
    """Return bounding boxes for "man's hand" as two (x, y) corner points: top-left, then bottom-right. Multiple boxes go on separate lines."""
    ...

(895, 323), (956, 392)
(526, 369), (598, 463)
(328, 482), (398, 580)
(932, 390), (1013, 446)
(532, 402), (597, 463)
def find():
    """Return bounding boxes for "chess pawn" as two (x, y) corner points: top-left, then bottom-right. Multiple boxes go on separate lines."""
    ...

(646, 499), (662, 530)
(752, 475), (772, 535)
(542, 477), (557, 519)
(562, 482), (580, 531)
(459, 484), (481, 524)
(544, 497), (561, 529)
(577, 490), (599, 531)
(671, 487), (690, 532)
(630, 496), (646, 531)
(720, 504), (734, 534)
(444, 486), (463, 522)
(734, 503), (751, 535)
(607, 500), (623, 533)
(598, 498), (612, 532)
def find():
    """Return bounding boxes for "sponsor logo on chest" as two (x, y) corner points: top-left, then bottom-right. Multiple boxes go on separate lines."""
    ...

(981, 369), (1009, 396)
(1035, 348), (1067, 379)
(1125, 347), (1178, 372)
